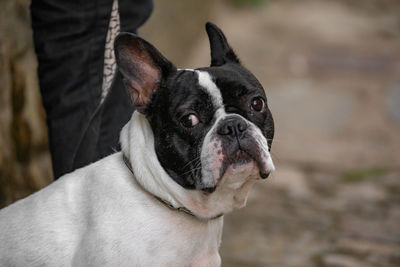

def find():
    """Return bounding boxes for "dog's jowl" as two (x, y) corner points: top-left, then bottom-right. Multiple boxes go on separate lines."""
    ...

(0, 22), (275, 266)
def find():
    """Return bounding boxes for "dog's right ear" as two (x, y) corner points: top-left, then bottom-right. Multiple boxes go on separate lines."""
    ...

(206, 22), (240, 67)
(115, 33), (176, 113)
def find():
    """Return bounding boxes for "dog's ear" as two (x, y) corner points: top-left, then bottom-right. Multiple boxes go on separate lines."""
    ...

(115, 33), (176, 113)
(206, 22), (240, 67)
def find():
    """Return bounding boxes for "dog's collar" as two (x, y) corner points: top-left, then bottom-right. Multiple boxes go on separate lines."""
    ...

(122, 154), (223, 221)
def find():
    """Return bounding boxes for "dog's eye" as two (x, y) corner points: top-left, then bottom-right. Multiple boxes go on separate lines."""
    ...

(180, 114), (200, 128)
(251, 97), (265, 112)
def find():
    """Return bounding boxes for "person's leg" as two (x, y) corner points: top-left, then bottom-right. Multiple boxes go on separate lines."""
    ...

(31, 0), (153, 178)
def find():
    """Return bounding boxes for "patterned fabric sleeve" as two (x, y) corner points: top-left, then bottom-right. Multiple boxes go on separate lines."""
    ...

(101, 0), (120, 103)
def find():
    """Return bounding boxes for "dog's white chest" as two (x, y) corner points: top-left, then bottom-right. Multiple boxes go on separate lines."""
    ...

(73, 172), (224, 266)
(0, 153), (223, 266)
(74, 209), (223, 266)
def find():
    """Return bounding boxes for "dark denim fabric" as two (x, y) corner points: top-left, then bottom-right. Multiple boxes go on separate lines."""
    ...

(30, 0), (153, 178)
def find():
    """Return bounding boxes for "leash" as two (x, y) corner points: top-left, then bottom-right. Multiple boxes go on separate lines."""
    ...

(122, 154), (223, 221)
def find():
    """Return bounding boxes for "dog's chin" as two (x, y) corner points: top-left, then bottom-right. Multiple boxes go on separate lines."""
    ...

(222, 150), (268, 181)
(201, 152), (261, 194)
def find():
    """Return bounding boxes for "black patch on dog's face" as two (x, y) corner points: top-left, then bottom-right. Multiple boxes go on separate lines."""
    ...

(147, 70), (216, 189)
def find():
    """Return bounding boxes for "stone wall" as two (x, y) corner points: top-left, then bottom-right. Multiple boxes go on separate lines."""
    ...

(0, 0), (53, 208)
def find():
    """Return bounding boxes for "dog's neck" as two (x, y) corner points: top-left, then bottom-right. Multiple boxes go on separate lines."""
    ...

(120, 112), (258, 219)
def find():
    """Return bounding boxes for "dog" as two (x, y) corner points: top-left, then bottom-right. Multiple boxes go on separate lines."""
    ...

(0, 22), (275, 266)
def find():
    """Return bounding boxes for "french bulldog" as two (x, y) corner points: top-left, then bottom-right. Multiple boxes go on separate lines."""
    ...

(0, 22), (275, 266)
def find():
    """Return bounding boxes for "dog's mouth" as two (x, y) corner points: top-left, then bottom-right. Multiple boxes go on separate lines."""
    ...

(224, 146), (270, 179)
(239, 146), (271, 179)
(201, 142), (271, 194)
(231, 150), (252, 165)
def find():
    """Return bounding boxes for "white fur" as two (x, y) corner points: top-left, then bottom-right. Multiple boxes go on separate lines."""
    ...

(0, 123), (223, 266)
(196, 70), (224, 109)
(177, 68), (195, 72)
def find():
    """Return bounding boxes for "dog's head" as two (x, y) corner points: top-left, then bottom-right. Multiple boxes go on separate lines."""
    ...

(115, 22), (274, 194)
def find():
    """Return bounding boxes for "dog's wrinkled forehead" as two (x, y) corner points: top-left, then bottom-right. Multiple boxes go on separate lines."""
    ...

(169, 65), (265, 113)
(160, 69), (218, 115)
(208, 64), (266, 100)
(178, 69), (224, 113)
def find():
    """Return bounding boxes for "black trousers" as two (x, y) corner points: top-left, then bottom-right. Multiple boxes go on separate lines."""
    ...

(30, 0), (153, 178)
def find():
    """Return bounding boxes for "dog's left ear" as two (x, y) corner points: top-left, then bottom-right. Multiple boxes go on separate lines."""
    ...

(115, 33), (176, 113)
(206, 22), (240, 67)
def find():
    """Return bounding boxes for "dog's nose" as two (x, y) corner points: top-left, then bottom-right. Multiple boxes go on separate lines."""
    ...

(217, 117), (248, 137)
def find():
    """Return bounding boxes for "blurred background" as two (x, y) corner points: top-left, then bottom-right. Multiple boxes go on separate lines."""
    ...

(1, 0), (400, 266)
